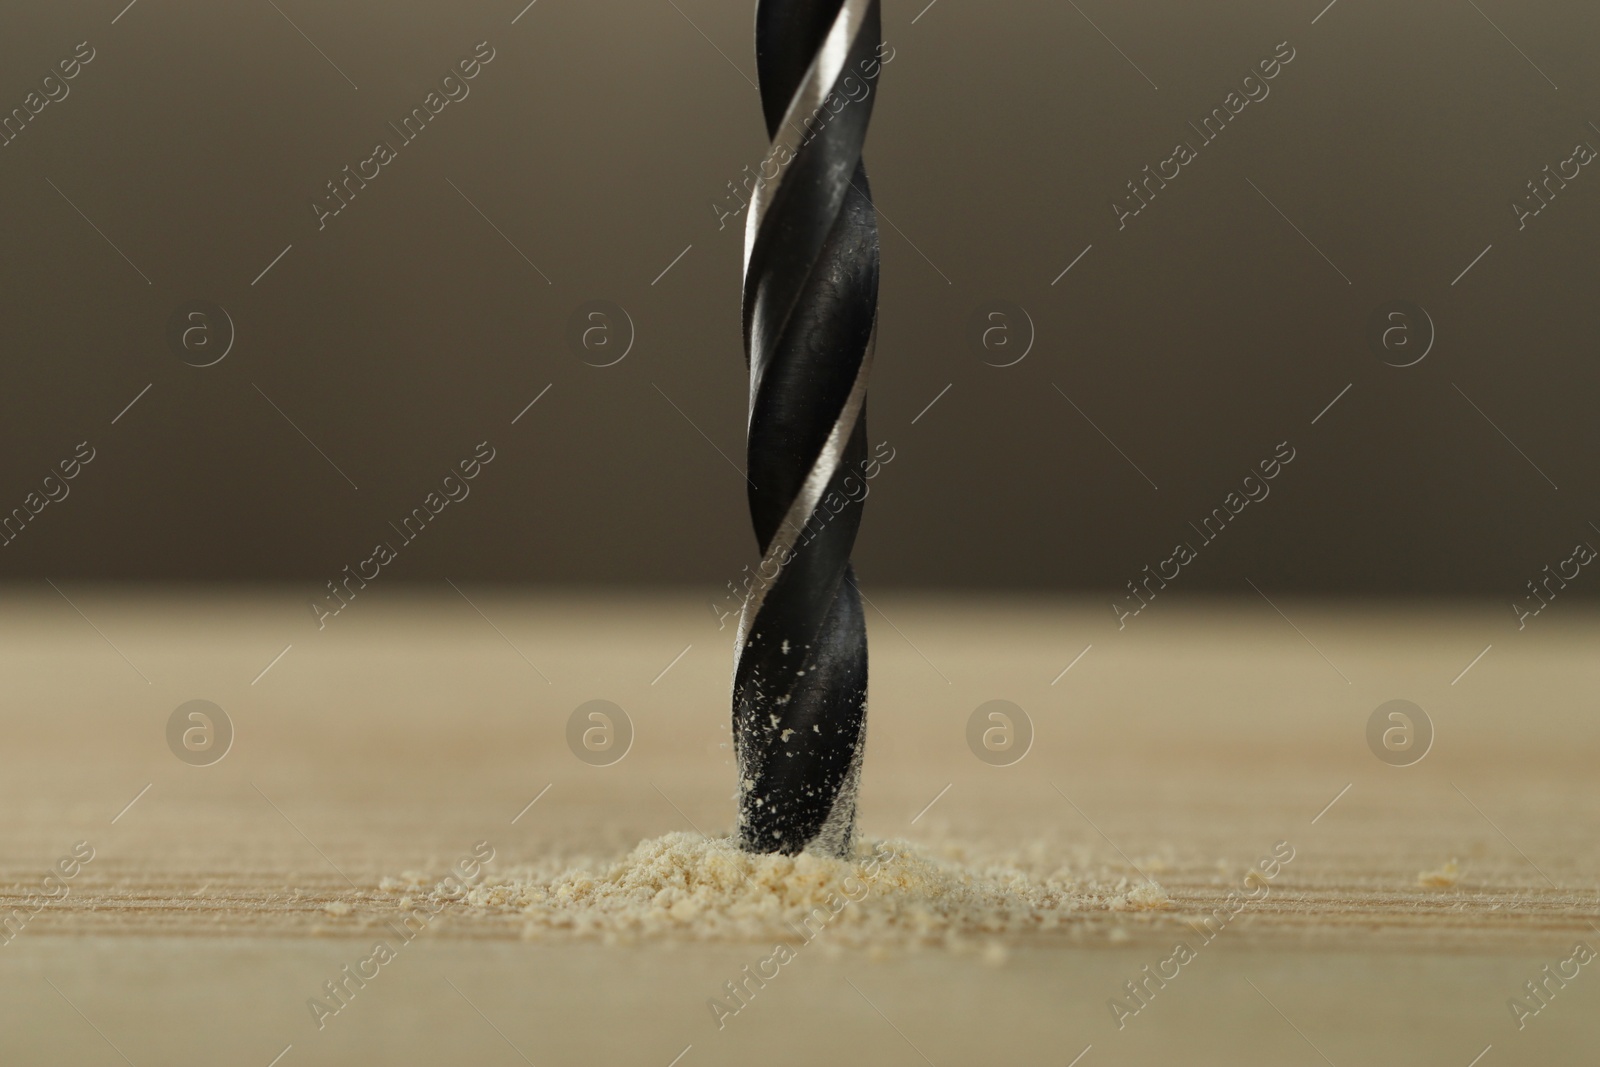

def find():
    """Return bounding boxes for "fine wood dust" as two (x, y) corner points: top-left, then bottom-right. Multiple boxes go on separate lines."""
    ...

(398, 832), (1169, 948)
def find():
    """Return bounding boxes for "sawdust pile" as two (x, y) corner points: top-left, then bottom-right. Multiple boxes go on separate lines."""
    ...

(408, 832), (1168, 947)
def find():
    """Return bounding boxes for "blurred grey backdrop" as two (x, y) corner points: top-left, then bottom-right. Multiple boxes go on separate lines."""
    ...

(0, 0), (1596, 598)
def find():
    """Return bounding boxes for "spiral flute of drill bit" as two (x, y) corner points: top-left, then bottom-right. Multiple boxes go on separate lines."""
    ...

(733, 0), (882, 857)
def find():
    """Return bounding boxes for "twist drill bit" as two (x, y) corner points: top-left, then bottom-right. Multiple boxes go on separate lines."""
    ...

(733, 0), (882, 857)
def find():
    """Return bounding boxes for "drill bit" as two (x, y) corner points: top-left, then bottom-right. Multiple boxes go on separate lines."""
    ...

(733, 0), (882, 857)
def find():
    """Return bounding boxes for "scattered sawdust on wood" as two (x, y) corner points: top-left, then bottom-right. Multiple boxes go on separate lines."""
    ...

(1417, 860), (1462, 888)
(393, 832), (1169, 948)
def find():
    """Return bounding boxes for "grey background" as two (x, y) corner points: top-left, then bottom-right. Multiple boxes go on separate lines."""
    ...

(0, 0), (1595, 598)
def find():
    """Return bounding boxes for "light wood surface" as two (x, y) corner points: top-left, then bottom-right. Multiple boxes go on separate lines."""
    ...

(1, 588), (1596, 1065)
